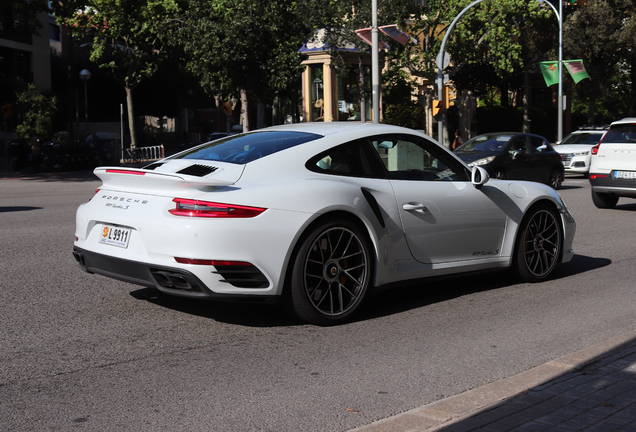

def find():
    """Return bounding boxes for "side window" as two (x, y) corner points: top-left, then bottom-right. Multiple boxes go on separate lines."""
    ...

(370, 134), (469, 181)
(306, 139), (387, 178)
(508, 137), (527, 155)
(529, 136), (548, 153)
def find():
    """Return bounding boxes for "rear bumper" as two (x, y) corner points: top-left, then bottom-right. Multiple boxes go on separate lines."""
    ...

(589, 174), (636, 197)
(72, 247), (278, 302)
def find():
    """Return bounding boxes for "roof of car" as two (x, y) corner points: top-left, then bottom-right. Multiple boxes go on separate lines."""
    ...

(611, 118), (636, 126)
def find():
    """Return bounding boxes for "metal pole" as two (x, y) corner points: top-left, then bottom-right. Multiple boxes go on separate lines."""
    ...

(372, 0), (380, 123)
(437, 0), (489, 144)
(558, 0), (563, 142)
(84, 80), (89, 136)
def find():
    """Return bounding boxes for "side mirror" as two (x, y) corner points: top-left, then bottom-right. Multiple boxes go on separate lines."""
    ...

(471, 166), (490, 189)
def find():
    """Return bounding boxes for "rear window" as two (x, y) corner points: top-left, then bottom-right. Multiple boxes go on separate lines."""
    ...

(174, 131), (322, 164)
(603, 124), (636, 144)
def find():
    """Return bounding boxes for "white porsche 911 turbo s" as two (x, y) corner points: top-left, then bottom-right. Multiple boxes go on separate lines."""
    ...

(73, 123), (576, 325)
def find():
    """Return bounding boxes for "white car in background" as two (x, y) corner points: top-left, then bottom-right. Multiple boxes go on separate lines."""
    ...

(589, 118), (636, 208)
(73, 123), (576, 325)
(554, 126), (608, 177)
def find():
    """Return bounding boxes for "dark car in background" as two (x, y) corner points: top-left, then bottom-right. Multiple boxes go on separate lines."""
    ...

(454, 132), (565, 189)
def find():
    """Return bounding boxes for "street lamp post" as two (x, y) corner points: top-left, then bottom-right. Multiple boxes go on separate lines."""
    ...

(79, 69), (91, 137)
(437, 0), (563, 145)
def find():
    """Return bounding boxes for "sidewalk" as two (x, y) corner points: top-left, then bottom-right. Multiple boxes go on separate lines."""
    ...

(351, 331), (636, 432)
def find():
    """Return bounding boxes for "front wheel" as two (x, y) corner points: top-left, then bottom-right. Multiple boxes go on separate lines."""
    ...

(290, 219), (372, 325)
(513, 205), (562, 282)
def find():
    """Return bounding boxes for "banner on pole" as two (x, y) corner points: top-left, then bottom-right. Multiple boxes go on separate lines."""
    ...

(540, 61), (559, 87)
(564, 60), (590, 83)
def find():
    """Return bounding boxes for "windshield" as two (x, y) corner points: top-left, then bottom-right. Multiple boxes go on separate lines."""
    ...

(174, 131), (321, 164)
(560, 131), (605, 145)
(456, 134), (513, 152)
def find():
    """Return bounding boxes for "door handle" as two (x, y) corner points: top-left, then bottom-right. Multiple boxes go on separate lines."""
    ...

(402, 203), (428, 213)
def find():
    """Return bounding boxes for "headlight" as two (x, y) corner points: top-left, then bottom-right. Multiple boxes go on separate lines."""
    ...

(572, 151), (589, 156)
(468, 156), (495, 167)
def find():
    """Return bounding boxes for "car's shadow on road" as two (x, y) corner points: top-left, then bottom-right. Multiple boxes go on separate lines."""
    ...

(129, 254), (611, 328)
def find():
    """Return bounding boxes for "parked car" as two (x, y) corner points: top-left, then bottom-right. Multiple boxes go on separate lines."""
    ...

(553, 126), (608, 178)
(589, 118), (636, 208)
(454, 132), (565, 189)
(73, 123), (576, 325)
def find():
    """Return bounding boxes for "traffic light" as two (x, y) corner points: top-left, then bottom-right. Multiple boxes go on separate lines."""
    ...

(443, 84), (450, 109)
(432, 100), (442, 116)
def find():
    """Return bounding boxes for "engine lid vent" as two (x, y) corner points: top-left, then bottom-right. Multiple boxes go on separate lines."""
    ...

(177, 164), (219, 177)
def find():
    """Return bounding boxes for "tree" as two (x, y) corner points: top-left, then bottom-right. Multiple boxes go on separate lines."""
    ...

(53, 0), (183, 148)
(564, 0), (636, 120)
(182, 0), (316, 131)
(15, 83), (57, 141)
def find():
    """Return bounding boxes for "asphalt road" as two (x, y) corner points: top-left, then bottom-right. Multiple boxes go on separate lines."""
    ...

(1, 171), (635, 432)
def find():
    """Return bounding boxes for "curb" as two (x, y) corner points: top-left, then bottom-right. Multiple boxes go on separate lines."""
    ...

(349, 330), (636, 432)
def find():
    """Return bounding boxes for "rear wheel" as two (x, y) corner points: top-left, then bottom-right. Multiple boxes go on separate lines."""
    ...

(290, 219), (372, 325)
(591, 189), (619, 209)
(514, 204), (562, 282)
(548, 168), (563, 189)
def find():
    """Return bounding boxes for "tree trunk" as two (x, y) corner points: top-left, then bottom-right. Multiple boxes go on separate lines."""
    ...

(257, 102), (265, 129)
(125, 86), (137, 149)
(359, 55), (366, 123)
(522, 67), (530, 133)
(587, 95), (596, 125)
(240, 88), (250, 132)
(500, 82), (509, 107)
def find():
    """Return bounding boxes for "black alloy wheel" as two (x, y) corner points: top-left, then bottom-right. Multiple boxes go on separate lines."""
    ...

(514, 204), (562, 282)
(290, 219), (372, 325)
(549, 168), (564, 189)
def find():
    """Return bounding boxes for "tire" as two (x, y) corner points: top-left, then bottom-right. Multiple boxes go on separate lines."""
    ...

(290, 219), (372, 325)
(493, 169), (507, 180)
(591, 189), (619, 209)
(548, 168), (563, 190)
(513, 204), (562, 282)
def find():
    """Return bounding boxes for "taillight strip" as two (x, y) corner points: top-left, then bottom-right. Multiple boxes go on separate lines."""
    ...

(169, 198), (266, 218)
(175, 258), (253, 266)
(105, 169), (146, 175)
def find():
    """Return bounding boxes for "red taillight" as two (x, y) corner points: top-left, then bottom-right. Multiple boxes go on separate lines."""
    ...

(105, 169), (145, 175)
(589, 174), (608, 179)
(169, 198), (266, 218)
(591, 143), (600, 155)
(175, 257), (253, 266)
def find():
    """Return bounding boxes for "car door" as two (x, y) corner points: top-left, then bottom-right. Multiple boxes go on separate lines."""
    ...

(505, 135), (531, 180)
(369, 134), (508, 264)
(527, 135), (553, 182)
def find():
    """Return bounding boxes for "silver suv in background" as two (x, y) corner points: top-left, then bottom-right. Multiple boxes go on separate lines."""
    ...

(589, 118), (636, 208)
(554, 126), (608, 178)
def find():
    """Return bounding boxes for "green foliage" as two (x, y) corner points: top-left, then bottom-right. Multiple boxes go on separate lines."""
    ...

(564, 0), (636, 118)
(15, 84), (57, 141)
(53, 0), (183, 90)
(384, 104), (424, 129)
(183, 0), (312, 102)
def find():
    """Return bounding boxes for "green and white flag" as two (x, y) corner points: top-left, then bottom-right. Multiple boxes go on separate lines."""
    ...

(540, 61), (559, 87)
(564, 60), (590, 83)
